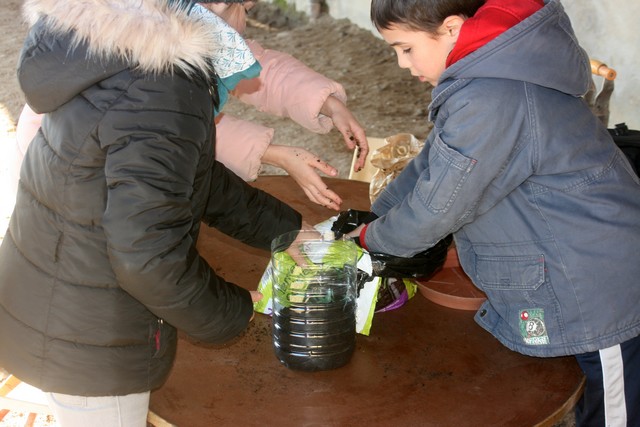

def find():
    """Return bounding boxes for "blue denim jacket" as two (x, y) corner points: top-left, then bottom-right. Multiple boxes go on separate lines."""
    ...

(366, 0), (640, 357)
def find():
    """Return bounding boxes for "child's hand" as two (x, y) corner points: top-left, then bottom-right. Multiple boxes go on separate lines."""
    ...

(250, 290), (263, 303)
(249, 291), (262, 322)
(263, 144), (343, 211)
(346, 224), (365, 241)
(321, 96), (369, 172)
(284, 225), (321, 267)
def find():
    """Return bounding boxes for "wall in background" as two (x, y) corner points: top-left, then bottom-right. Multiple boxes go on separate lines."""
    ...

(287, 0), (639, 128)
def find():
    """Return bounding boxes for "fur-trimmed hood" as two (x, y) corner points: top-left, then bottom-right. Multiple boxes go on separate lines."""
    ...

(23, 0), (218, 75)
(19, 0), (222, 112)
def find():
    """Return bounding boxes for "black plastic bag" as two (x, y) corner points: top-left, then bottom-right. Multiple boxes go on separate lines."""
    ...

(609, 123), (640, 177)
(368, 238), (451, 278)
(331, 209), (452, 279)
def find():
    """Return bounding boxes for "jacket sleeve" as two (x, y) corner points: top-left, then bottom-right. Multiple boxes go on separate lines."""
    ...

(215, 113), (273, 181)
(366, 80), (531, 257)
(202, 161), (302, 251)
(100, 76), (272, 344)
(231, 39), (347, 134)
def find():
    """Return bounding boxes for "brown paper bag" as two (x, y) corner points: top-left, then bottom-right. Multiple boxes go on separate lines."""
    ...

(369, 133), (424, 202)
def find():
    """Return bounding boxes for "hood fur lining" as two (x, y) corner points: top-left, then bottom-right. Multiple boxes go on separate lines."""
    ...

(23, 0), (218, 76)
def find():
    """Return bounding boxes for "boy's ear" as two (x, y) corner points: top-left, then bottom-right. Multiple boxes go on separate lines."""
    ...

(442, 15), (466, 38)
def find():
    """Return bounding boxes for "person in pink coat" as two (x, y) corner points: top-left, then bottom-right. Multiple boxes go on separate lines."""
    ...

(9, 0), (368, 212)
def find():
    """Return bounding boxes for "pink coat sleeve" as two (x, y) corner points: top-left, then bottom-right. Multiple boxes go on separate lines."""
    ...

(8, 104), (43, 203)
(232, 39), (347, 134)
(215, 114), (273, 181)
(16, 104), (42, 156)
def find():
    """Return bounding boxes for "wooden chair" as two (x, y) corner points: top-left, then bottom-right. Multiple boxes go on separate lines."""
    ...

(0, 375), (50, 426)
(0, 374), (176, 427)
(587, 58), (617, 127)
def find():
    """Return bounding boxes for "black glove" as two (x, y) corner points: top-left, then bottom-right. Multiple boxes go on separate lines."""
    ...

(331, 209), (378, 239)
(331, 209), (452, 279)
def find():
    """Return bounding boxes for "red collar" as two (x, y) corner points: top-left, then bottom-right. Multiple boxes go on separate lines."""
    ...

(446, 0), (544, 67)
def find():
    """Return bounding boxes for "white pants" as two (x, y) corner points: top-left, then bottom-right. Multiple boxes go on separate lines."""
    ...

(46, 390), (150, 427)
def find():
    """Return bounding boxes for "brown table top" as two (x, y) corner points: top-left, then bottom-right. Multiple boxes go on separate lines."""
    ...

(150, 176), (584, 427)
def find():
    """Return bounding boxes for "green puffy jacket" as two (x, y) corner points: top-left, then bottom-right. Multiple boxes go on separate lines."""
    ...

(0, 0), (301, 396)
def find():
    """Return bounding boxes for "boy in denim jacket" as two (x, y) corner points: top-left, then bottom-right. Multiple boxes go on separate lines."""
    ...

(353, 0), (640, 425)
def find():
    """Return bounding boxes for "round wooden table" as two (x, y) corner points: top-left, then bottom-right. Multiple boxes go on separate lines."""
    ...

(150, 176), (584, 427)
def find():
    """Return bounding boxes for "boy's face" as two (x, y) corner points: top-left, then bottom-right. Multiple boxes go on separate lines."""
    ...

(379, 18), (462, 87)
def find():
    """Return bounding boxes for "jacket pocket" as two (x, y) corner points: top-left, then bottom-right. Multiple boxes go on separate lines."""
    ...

(477, 254), (545, 292)
(476, 254), (550, 313)
(475, 254), (561, 345)
(416, 133), (476, 214)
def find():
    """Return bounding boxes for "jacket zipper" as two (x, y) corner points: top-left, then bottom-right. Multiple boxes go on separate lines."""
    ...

(154, 319), (163, 351)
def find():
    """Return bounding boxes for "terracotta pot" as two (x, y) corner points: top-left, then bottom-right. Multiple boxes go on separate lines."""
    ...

(415, 247), (487, 311)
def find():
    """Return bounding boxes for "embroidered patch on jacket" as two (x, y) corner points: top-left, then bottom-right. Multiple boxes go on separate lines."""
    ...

(519, 309), (550, 345)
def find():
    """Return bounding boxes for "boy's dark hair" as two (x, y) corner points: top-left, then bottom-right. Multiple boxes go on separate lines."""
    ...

(371, 0), (486, 35)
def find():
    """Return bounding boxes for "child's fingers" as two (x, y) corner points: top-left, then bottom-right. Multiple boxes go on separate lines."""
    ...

(310, 157), (338, 177)
(250, 290), (263, 302)
(249, 291), (262, 322)
(302, 185), (342, 211)
(285, 238), (313, 267)
(316, 186), (342, 211)
(343, 131), (369, 172)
